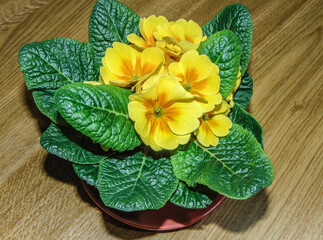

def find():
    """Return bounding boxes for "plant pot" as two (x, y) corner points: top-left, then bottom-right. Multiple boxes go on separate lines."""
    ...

(82, 180), (226, 231)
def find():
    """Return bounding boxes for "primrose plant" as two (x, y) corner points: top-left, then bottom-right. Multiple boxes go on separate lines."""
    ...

(19, 0), (274, 211)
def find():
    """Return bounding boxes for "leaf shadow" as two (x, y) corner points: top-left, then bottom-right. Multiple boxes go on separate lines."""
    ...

(26, 85), (97, 207)
(43, 154), (96, 207)
(206, 190), (269, 232)
(43, 154), (156, 239)
(24, 87), (51, 132)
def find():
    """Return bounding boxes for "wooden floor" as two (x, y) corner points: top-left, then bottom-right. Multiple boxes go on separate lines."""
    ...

(0, 0), (322, 239)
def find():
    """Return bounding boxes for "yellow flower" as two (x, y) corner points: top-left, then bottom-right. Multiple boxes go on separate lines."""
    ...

(128, 74), (203, 151)
(127, 16), (206, 65)
(100, 42), (164, 90)
(195, 101), (232, 147)
(154, 19), (207, 56)
(127, 15), (169, 49)
(226, 66), (242, 108)
(169, 50), (222, 112)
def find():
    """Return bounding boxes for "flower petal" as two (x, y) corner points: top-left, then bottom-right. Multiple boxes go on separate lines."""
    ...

(105, 42), (137, 77)
(141, 133), (163, 151)
(207, 115), (232, 137)
(176, 19), (203, 43)
(141, 15), (169, 46)
(127, 33), (150, 48)
(169, 62), (184, 82)
(199, 93), (222, 113)
(141, 74), (161, 90)
(180, 50), (212, 82)
(195, 121), (219, 147)
(176, 134), (191, 145)
(154, 118), (182, 150)
(128, 101), (151, 138)
(140, 47), (165, 75)
(169, 22), (185, 41)
(192, 64), (221, 96)
(155, 74), (193, 107)
(166, 101), (202, 135)
(211, 100), (229, 115)
(129, 83), (157, 104)
(233, 66), (242, 93)
(100, 64), (111, 84)
(83, 81), (103, 86)
(178, 40), (198, 52)
(155, 22), (184, 42)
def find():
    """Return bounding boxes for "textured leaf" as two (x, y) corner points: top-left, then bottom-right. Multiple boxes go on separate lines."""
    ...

(89, 0), (140, 65)
(33, 90), (66, 125)
(54, 83), (141, 151)
(98, 152), (179, 211)
(40, 123), (112, 164)
(19, 38), (99, 90)
(171, 124), (274, 199)
(19, 38), (99, 123)
(73, 164), (99, 187)
(233, 71), (253, 109)
(230, 104), (264, 148)
(170, 182), (216, 209)
(198, 30), (241, 99)
(203, 4), (253, 75)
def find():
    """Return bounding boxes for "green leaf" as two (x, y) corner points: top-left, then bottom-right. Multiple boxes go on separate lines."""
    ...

(73, 164), (99, 187)
(89, 0), (140, 66)
(198, 30), (241, 99)
(40, 123), (112, 164)
(54, 83), (141, 152)
(98, 152), (179, 211)
(33, 90), (67, 125)
(170, 182), (216, 209)
(19, 38), (99, 90)
(233, 71), (253, 109)
(203, 4), (253, 75)
(171, 124), (273, 199)
(230, 104), (264, 148)
(19, 38), (99, 124)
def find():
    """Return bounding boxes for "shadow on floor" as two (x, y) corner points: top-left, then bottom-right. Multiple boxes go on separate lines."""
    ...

(206, 190), (269, 232)
(44, 154), (155, 239)
(44, 154), (96, 207)
(24, 87), (51, 132)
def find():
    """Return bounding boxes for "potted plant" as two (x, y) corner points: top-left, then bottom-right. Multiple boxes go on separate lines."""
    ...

(19, 0), (273, 230)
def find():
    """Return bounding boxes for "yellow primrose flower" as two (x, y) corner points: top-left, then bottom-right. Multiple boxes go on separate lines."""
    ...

(128, 74), (203, 151)
(154, 19), (207, 57)
(127, 16), (206, 65)
(195, 101), (232, 147)
(127, 15), (169, 49)
(100, 42), (164, 90)
(169, 50), (222, 112)
(226, 66), (242, 107)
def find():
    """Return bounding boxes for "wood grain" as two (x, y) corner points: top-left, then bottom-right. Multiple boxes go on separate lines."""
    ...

(0, 0), (322, 239)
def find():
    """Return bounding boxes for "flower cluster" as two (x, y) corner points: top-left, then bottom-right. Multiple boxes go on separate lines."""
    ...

(97, 15), (239, 151)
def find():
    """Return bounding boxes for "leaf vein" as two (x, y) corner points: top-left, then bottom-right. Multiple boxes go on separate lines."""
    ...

(194, 141), (243, 180)
(29, 51), (74, 83)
